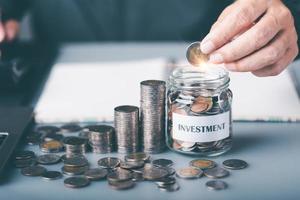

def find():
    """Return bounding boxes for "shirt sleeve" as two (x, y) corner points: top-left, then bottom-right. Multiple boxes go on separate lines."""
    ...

(0, 0), (31, 21)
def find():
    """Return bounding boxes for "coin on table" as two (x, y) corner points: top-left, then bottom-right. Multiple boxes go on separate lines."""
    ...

(36, 125), (60, 134)
(176, 167), (203, 179)
(204, 167), (229, 179)
(206, 180), (228, 190)
(84, 168), (108, 181)
(223, 159), (248, 170)
(37, 154), (61, 165)
(61, 123), (82, 133)
(64, 156), (89, 167)
(40, 140), (64, 153)
(109, 179), (135, 190)
(42, 133), (64, 142)
(186, 42), (208, 66)
(132, 171), (144, 182)
(143, 166), (169, 181)
(64, 177), (90, 188)
(120, 161), (145, 170)
(152, 159), (173, 168)
(161, 167), (176, 176)
(14, 158), (37, 168)
(62, 166), (89, 176)
(26, 132), (42, 145)
(21, 166), (47, 177)
(158, 183), (180, 192)
(107, 168), (133, 183)
(15, 150), (35, 160)
(42, 171), (62, 180)
(189, 159), (216, 170)
(125, 152), (150, 162)
(98, 157), (121, 169)
(155, 176), (176, 187)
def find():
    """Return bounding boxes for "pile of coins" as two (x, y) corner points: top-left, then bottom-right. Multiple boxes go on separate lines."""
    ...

(114, 105), (140, 154)
(85, 125), (115, 153)
(62, 156), (89, 176)
(140, 80), (166, 154)
(63, 136), (87, 156)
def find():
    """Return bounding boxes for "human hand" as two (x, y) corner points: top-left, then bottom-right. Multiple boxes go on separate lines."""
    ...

(201, 0), (299, 77)
(0, 19), (19, 42)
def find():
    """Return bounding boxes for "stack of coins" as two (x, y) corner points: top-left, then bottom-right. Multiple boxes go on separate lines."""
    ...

(63, 136), (87, 156)
(85, 125), (115, 153)
(62, 155), (89, 176)
(140, 80), (166, 154)
(14, 150), (36, 168)
(114, 105), (140, 154)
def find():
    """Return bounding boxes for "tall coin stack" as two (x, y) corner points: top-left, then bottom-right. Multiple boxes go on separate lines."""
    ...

(140, 80), (166, 154)
(85, 125), (115, 153)
(114, 105), (140, 154)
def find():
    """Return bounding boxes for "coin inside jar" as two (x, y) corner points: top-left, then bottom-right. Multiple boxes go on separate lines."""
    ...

(186, 42), (208, 66)
(190, 96), (213, 114)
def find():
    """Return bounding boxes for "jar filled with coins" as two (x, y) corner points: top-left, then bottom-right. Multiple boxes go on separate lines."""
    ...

(166, 65), (233, 156)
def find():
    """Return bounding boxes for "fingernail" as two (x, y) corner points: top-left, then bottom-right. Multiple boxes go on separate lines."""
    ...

(209, 53), (224, 63)
(224, 63), (236, 71)
(200, 40), (215, 54)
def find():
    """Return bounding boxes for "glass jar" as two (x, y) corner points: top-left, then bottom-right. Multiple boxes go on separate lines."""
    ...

(166, 65), (232, 156)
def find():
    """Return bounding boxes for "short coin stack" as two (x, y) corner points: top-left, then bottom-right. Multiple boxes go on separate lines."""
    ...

(63, 136), (87, 156)
(62, 155), (89, 176)
(85, 125), (115, 153)
(140, 80), (166, 154)
(114, 105), (140, 154)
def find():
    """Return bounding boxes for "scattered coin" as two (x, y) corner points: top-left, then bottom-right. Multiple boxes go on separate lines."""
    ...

(120, 161), (145, 170)
(206, 180), (228, 190)
(143, 165), (169, 181)
(223, 159), (248, 170)
(158, 182), (180, 192)
(21, 166), (47, 177)
(186, 41), (208, 66)
(36, 126), (60, 134)
(64, 177), (90, 188)
(15, 150), (35, 160)
(42, 171), (62, 180)
(204, 167), (229, 179)
(125, 152), (150, 162)
(109, 179), (135, 190)
(98, 157), (121, 169)
(155, 176), (176, 187)
(62, 166), (89, 176)
(64, 156), (89, 167)
(42, 133), (64, 142)
(152, 159), (173, 168)
(61, 123), (82, 133)
(107, 168), (133, 183)
(176, 167), (203, 179)
(37, 154), (61, 165)
(84, 168), (108, 181)
(189, 159), (216, 170)
(132, 171), (144, 182)
(14, 158), (36, 168)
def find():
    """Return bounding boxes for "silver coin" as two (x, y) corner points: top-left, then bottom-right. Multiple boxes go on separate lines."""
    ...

(152, 159), (173, 168)
(176, 167), (203, 179)
(162, 167), (176, 176)
(204, 167), (230, 179)
(223, 159), (248, 170)
(36, 125), (60, 134)
(109, 179), (135, 190)
(107, 168), (133, 182)
(37, 154), (61, 165)
(14, 158), (36, 168)
(155, 176), (176, 187)
(120, 161), (145, 170)
(42, 133), (64, 142)
(64, 177), (90, 188)
(42, 171), (62, 180)
(15, 150), (35, 160)
(158, 183), (180, 192)
(131, 171), (144, 182)
(26, 132), (42, 145)
(97, 157), (121, 169)
(84, 168), (108, 181)
(64, 156), (89, 167)
(186, 42), (208, 66)
(61, 123), (82, 133)
(143, 165), (169, 181)
(125, 152), (150, 162)
(62, 166), (89, 176)
(206, 180), (228, 190)
(21, 166), (47, 177)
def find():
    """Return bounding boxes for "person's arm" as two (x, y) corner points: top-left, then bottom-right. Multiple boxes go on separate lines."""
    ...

(0, 0), (31, 41)
(200, 0), (298, 77)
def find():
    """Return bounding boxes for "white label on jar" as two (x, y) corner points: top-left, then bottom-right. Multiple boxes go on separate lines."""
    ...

(172, 112), (230, 143)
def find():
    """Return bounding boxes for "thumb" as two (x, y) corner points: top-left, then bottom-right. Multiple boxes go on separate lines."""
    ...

(0, 23), (5, 42)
